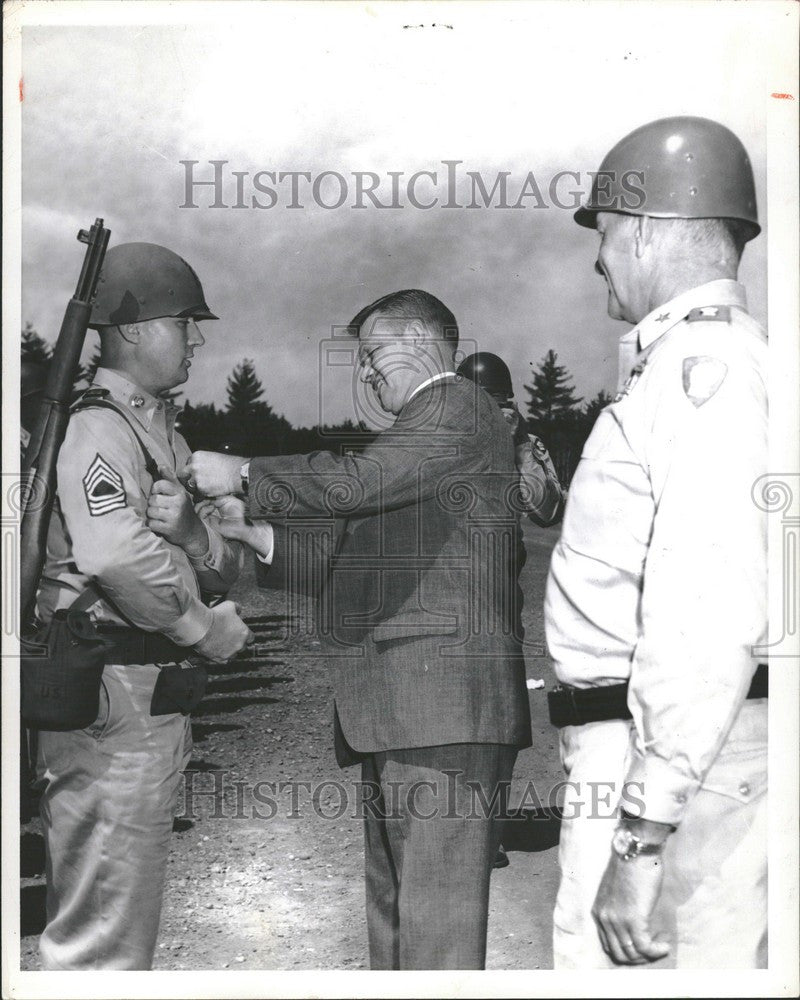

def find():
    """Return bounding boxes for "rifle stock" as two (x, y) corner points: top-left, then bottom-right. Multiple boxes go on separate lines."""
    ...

(20, 219), (111, 624)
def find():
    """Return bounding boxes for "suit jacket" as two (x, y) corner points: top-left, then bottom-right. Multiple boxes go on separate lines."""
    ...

(248, 375), (532, 754)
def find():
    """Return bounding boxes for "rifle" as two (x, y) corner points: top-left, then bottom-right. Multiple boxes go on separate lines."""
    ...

(20, 219), (111, 624)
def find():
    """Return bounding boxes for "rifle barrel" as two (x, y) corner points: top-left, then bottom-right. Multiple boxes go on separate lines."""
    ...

(19, 220), (111, 624)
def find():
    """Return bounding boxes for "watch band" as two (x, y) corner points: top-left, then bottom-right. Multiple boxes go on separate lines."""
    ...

(611, 824), (666, 861)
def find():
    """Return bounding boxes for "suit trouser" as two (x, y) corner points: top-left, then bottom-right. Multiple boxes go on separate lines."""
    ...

(36, 662), (192, 970)
(552, 700), (767, 969)
(361, 742), (517, 970)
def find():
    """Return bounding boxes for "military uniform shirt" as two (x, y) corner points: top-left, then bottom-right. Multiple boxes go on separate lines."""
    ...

(37, 367), (242, 644)
(544, 279), (767, 825)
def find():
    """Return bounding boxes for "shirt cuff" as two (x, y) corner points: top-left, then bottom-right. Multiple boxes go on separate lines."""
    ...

(624, 752), (701, 826)
(253, 522), (275, 564)
(161, 598), (215, 647)
(188, 522), (223, 573)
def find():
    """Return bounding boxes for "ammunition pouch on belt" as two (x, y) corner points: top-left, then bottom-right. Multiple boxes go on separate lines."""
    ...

(93, 624), (208, 717)
(21, 584), (209, 730)
(149, 662), (208, 716)
(21, 601), (107, 732)
(548, 663), (768, 729)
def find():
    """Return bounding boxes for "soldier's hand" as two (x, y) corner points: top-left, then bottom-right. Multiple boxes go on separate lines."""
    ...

(196, 495), (244, 532)
(591, 853), (671, 965)
(194, 600), (254, 664)
(147, 467), (209, 556)
(184, 451), (245, 497)
(197, 495), (256, 545)
(200, 496), (274, 558)
(499, 403), (521, 436)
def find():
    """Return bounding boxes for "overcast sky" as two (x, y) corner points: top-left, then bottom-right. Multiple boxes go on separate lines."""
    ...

(20, 2), (783, 428)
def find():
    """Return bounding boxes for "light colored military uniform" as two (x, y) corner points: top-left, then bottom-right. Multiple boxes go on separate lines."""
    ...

(545, 279), (767, 968)
(35, 366), (242, 970)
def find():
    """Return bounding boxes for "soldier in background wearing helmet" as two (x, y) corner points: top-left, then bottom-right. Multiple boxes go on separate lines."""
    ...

(544, 117), (768, 968)
(457, 352), (564, 527)
(34, 242), (252, 969)
(457, 352), (564, 871)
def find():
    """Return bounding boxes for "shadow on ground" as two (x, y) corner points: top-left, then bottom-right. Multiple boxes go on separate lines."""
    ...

(21, 885), (47, 938)
(501, 807), (562, 853)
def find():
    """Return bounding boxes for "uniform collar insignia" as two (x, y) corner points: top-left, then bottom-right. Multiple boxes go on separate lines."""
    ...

(92, 368), (164, 431)
(632, 279), (748, 353)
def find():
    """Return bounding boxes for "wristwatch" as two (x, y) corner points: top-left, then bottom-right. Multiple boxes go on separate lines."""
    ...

(240, 461), (250, 495)
(611, 824), (665, 862)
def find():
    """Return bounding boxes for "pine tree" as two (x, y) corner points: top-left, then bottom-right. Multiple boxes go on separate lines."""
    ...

(178, 401), (226, 450)
(226, 359), (265, 413)
(83, 347), (103, 385)
(524, 350), (583, 425)
(23, 322), (92, 394)
(583, 388), (614, 427)
(21, 322), (53, 365)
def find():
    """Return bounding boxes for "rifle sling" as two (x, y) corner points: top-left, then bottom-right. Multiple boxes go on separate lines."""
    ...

(65, 394), (163, 614)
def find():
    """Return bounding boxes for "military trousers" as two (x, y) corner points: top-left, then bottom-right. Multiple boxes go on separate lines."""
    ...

(552, 700), (767, 969)
(36, 661), (191, 970)
(361, 742), (517, 970)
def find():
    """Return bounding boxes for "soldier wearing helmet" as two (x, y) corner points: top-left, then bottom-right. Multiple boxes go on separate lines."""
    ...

(34, 242), (252, 969)
(457, 352), (564, 527)
(544, 117), (767, 969)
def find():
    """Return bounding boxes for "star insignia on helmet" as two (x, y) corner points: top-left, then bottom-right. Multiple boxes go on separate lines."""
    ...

(655, 312), (671, 323)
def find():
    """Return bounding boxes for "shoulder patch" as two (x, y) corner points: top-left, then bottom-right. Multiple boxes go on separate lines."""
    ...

(686, 305), (731, 323)
(682, 356), (728, 407)
(82, 453), (126, 516)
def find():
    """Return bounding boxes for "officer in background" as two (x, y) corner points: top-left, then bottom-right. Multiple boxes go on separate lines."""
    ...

(457, 352), (564, 527)
(544, 117), (768, 968)
(457, 351), (565, 870)
(34, 242), (252, 969)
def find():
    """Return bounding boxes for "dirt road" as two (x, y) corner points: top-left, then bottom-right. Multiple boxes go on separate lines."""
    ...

(21, 522), (563, 971)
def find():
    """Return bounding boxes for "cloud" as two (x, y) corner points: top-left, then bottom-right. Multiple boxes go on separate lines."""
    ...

(19, 9), (771, 426)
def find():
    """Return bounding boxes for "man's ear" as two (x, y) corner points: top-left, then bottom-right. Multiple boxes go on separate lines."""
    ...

(405, 318), (429, 345)
(634, 216), (654, 260)
(116, 323), (142, 345)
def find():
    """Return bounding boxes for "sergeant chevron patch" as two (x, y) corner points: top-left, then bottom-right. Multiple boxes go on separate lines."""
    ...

(83, 453), (126, 516)
(682, 356), (728, 407)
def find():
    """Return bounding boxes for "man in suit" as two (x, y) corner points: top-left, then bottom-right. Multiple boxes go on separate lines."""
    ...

(186, 289), (532, 969)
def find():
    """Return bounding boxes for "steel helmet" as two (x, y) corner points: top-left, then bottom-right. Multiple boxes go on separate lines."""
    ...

(90, 242), (218, 327)
(457, 352), (514, 403)
(575, 116), (760, 240)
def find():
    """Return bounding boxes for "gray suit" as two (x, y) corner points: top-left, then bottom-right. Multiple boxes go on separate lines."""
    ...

(249, 375), (531, 967)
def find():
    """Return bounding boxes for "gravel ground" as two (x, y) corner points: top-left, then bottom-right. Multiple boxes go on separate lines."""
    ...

(20, 522), (562, 971)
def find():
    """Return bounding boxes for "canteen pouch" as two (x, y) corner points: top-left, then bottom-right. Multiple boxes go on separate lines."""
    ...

(21, 609), (106, 731)
(150, 660), (208, 716)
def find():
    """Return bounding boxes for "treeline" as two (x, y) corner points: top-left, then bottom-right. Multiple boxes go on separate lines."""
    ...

(22, 325), (612, 483)
(21, 324), (373, 458)
(522, 348), (613, 484)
